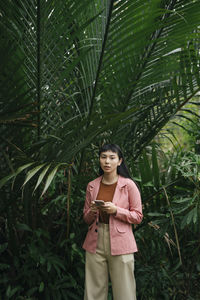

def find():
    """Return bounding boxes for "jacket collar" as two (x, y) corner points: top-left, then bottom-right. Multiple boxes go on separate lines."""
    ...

(89, 175), (127, 188)
(88, 175), (128, 205)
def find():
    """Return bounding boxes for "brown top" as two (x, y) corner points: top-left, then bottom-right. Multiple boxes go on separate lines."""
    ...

(96, 181), (117, 224)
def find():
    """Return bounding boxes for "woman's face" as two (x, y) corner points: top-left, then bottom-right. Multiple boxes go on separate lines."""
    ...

(99, 150), (122, 175)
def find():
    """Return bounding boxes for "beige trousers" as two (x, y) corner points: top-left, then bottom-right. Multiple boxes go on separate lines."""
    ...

(84, 223), (136, 300)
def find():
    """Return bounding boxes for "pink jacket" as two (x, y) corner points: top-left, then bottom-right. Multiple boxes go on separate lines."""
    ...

(82, 175), (143, 255)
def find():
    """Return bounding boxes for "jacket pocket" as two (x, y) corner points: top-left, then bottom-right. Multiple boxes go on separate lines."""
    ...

(115, 221), (127, 233)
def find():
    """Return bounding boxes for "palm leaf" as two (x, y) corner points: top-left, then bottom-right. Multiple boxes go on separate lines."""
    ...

(1, 0), (200, 191)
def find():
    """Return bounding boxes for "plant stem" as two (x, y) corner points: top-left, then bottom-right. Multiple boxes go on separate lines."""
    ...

(163, 186), (182, 265)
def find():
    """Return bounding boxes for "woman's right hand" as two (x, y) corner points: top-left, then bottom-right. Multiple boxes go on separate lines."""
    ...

(90, 201), (99, 213)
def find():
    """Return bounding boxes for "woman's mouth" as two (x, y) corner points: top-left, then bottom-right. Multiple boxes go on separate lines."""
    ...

(104, 166), (110, 170)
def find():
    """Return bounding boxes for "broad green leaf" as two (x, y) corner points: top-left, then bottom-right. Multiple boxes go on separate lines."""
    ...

(192, 206), (198, 224)
(16, 223), (32, 232)
(186, 207), (196, 225)
(173, 197), (191, 204)
(33, 164), (51, 192)
(41, 164), (63, 197)
(39, 282), (44, 293)
(181, 207), (196, 229)
(23, 163), (46, 186)
(6, 285), (21, 298)
(147, 212), (165, 217)
(0, 162), (35, 188)
(143, 181), (154, 187)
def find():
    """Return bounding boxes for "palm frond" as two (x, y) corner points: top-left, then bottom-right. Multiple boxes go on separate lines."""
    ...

(1, 0), (200, 191)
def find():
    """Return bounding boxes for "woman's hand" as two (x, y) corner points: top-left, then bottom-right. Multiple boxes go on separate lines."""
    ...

(101, 202), (117, 215)
(90, 201), (99, 214)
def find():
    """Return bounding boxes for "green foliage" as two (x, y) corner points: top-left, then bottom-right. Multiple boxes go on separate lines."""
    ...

(1, 144), (200, 299)
(1, 0), (200, 299)
(158, 97), (200, 152)
(132, 146), (200, 300)
(1, 0), (200, 193)
(0, 171), (87, 299)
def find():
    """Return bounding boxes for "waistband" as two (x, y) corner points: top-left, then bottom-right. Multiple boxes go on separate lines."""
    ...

(99, 222), (109, 227)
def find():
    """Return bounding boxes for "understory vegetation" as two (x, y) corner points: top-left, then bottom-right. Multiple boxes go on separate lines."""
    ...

(1, 134), (200, 299)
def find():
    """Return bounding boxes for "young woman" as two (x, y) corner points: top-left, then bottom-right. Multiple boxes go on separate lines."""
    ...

(83, 144), (143, 300)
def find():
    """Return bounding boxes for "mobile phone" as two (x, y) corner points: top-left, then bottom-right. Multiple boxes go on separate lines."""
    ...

(94, 200), (105, 206)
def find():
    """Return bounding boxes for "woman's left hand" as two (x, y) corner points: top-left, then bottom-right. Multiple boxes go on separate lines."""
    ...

(101, 202), (117, 215)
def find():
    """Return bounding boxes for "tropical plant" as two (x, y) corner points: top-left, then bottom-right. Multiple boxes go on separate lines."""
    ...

(1, 0), (200, 192)
(157, 94), (200, 152)
(132, 145), (200, 300)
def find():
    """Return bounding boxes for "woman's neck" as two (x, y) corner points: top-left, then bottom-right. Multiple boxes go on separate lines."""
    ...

(102, 172), (118, 185)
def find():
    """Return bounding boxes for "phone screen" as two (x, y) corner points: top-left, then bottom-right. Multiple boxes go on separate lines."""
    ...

(94, 200), (105, 206)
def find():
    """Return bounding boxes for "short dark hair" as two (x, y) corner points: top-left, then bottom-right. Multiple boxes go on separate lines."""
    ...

(99, 144), (132, 179)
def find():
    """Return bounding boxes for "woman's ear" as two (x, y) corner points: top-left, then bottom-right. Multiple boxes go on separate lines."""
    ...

(118, 158), (122, 166)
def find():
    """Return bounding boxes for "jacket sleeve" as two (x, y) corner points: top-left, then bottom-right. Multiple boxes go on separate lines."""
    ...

(83, 184), (97, 225)
(115, 180), (143, 224)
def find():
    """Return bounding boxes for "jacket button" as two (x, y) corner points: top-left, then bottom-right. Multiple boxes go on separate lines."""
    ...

(95, 229), (98, 232)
